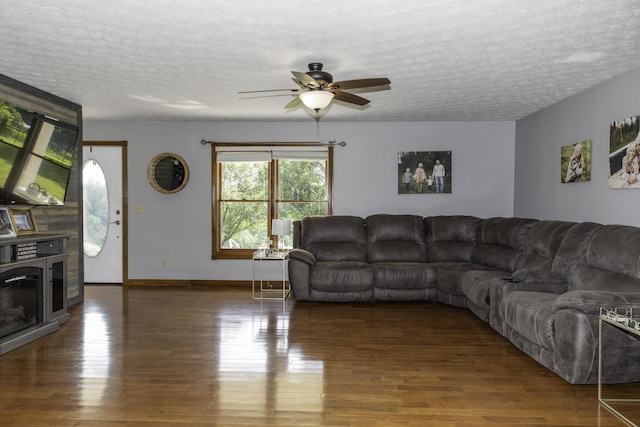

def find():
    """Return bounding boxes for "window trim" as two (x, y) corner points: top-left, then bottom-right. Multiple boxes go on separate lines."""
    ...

(211, 142), (333, 260)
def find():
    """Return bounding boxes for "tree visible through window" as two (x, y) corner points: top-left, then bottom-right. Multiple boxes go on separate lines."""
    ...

(212, 144), (332, 259)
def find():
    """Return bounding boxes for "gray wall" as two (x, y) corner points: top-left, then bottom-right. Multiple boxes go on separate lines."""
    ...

(84, 65), (640, 282)
(83, 120), (515, 281)
(515, 67), (640, 226)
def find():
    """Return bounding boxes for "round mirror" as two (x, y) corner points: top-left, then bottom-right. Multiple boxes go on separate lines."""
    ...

(147, 153), (190, 193)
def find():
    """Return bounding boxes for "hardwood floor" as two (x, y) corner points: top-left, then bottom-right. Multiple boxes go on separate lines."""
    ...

(0, 285), (636, 426)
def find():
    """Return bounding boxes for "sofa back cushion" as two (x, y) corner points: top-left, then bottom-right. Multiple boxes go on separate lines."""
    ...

(366, 214), (427, 263)
(300, 215), (367, 262)
(516, 220), (576, 271)
(569, 224), (640, 292)
(425, 215), (481, 262)
(551, 221), (603, 279)
(471, 217), (537, 271)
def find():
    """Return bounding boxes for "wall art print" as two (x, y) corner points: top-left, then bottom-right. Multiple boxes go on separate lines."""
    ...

(398, 151), (451, 194)
(609, 114), (640, 189)
(561, 139), (591, 183)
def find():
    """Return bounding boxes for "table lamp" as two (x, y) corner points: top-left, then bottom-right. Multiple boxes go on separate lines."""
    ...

(271, 218), (292, 250)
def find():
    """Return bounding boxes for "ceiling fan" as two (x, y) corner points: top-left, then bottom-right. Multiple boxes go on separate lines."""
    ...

(239, 62), (391, 113)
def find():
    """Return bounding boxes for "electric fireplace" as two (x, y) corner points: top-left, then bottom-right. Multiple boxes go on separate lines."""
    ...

(0, 234), (69, 355)
(0, 266), (42, 339)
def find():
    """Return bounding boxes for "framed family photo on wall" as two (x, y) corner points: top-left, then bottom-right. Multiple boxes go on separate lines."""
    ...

(398, 151), (451, 194)
(609, 114), (640, 189)
(561, 139), (591, 183)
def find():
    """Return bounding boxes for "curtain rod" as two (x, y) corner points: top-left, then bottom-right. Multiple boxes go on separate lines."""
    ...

(200, 139), (346, 147)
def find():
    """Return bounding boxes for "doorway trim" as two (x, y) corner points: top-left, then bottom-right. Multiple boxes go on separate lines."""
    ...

(83, 141), (129, 285)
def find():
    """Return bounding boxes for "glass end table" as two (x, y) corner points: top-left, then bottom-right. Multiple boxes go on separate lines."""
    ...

(599, 306), (640, 427)
(252, 249), (290, 301)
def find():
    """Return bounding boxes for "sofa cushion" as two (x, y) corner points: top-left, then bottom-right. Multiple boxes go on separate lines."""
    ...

(371, 262), (436, 290)
(300, 215), (367, 262)
(551, 222), (603, 279)
(372, 262), (437, 301)
(366, 214), (427, 263)
(425, 215), (481, 262)
(310, 261), (373, 293)
(584, 225), (640, 279)
(472, 217), (537, 272)
(430, 261), (496, 297)
(471, 244), (519, 272)
(569, 264), (640, 293)
(568, 225), (640, 292)
(501, 291), (558, 351)
(516, 221), (576, 271)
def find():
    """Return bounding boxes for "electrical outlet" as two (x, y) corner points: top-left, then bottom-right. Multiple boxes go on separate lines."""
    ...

(161, 258), (167, 267)
(135, 204), (143, 213)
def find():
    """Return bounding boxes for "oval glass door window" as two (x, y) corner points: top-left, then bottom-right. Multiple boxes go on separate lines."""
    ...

(83, 159), (109, 258)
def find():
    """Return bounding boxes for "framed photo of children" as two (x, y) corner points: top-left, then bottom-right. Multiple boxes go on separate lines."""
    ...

(398, 151), (451, 194)
(561, 139), (591, 183)
(9, 208), (38, 235)
(0, 207), (16, 238)
(609, 114), (640, 189)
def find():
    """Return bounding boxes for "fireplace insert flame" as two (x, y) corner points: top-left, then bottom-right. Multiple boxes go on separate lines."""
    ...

(0, 267), (42, 339)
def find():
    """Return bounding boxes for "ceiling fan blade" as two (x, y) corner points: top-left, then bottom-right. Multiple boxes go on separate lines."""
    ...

(291, 71), (320, 88)
(291, 77), (305, 88)
(330, 78), (391, 90)
(239, 94), (299, 100)
(284, 96), (302, 109)
(238, 88), (298, 94)
(331, 90), (370, 106)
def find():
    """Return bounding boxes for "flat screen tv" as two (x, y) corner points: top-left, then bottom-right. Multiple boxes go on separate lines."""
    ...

(0, 99), (78, 206)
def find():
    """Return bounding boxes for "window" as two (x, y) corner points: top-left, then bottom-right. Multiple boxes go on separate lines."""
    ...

(212, 144), (333, 259)
(0, 102), (78, 205)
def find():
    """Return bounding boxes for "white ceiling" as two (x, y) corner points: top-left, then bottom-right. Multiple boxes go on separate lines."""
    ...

(2, 0), (640, 122)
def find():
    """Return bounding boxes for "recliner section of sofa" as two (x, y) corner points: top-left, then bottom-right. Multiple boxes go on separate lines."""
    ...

(366, 214), (436, 301)
(424, 215), (485, 307)
(287, 214), (640, 384)
(499, 223), (640, 384)
(288, 215), (373, 302)
(462, 220), (576, 324)
(433, 216), (537, 308)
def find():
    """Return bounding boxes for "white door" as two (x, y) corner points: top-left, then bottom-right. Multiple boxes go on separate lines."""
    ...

(82, 145), (124, 283)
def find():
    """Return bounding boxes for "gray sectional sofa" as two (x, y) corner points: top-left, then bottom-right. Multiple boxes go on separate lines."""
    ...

(287, 214), (640, 384)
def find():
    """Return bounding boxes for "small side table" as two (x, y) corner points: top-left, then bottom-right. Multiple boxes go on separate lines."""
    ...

(252, 250), (290, 300)
(599, 307), (640, 427)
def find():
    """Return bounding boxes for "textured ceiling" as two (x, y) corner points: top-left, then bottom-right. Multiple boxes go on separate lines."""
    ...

(2, 0), (640, 122)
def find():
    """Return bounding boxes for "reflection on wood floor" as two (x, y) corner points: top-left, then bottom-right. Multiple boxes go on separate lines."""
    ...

(0, 285), (636, 426)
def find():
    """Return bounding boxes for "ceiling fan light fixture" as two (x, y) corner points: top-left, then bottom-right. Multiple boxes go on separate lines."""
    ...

(299, 90), (334, 111)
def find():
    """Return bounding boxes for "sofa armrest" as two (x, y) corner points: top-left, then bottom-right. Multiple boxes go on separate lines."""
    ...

(288, 248), (316, 266)
(553, 290), (640, 315)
